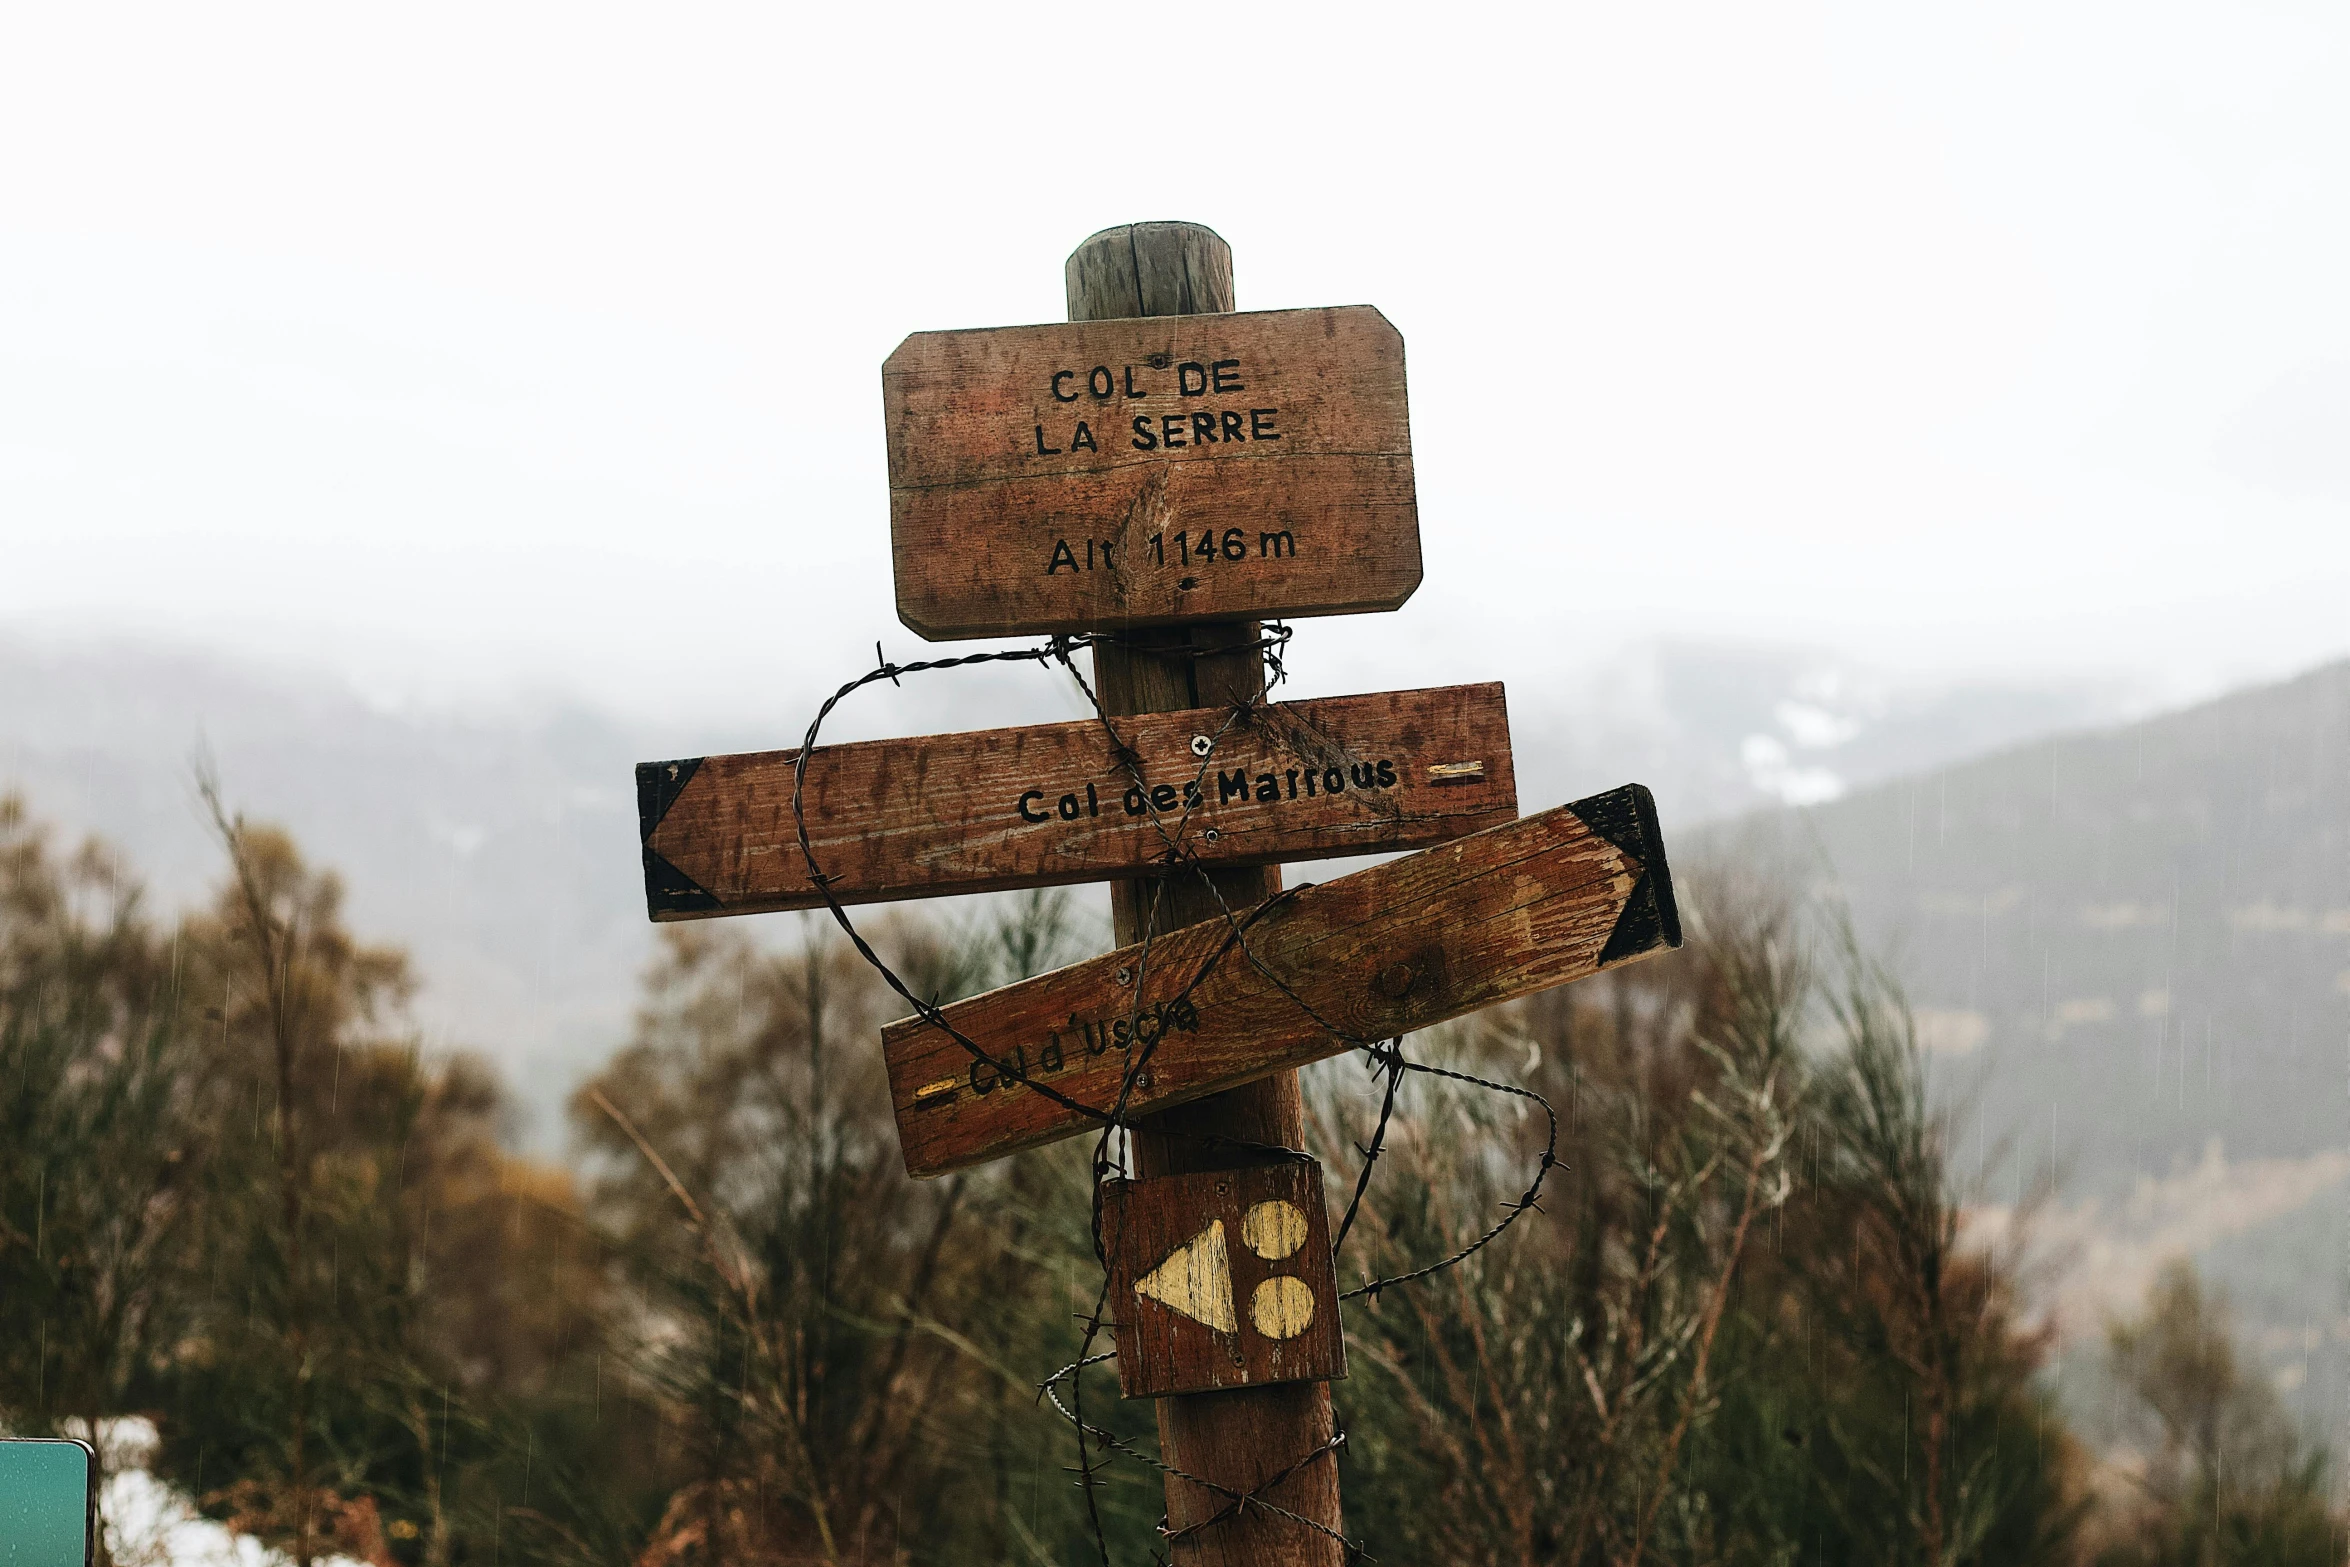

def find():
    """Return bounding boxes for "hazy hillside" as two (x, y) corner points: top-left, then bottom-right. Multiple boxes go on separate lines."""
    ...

(0, 637), (653, 1140)
(1754, 659), (2350, 1430)
(0, 629), (2141, 1144)
(6, 627), (2339, 1439)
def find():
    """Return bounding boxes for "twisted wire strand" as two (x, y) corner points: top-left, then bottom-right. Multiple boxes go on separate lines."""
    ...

(786, 629), (1562, 1563)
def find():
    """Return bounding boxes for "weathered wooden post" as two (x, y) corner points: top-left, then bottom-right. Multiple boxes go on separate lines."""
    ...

(1067, 220), (1345, 1564)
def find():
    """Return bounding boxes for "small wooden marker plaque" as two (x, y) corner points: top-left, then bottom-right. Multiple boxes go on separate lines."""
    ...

(883, 785), (1681, 1178)
(636, 683), (1514, 920)
(883, 305), (1418, 640)
(1104, 1159), (1346, 1399)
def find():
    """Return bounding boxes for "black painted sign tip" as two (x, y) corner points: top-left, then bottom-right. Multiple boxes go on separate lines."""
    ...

(1570, 783), (1682, 963)
(636, 758), (721, 921)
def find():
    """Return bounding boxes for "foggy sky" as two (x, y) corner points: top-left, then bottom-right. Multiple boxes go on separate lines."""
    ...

(3, 2), (2344, 735)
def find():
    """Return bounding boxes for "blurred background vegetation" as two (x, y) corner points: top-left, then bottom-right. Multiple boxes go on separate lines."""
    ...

(1, 784), (2337, 1565)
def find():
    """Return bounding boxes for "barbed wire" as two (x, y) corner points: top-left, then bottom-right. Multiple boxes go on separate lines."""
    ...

(787, 626), (1560, 1565)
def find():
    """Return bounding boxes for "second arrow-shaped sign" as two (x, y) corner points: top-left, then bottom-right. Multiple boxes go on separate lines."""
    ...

(882, 784), (1681, 1178)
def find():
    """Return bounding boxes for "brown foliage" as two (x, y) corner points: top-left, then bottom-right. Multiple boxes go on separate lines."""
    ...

(206, 1480), (398, 1567)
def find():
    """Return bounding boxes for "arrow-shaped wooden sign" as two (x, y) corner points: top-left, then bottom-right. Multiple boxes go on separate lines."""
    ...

(637, 683), (1514, 921)
(884, 305), (1418, 641)
(881, 785), (1680, 1178)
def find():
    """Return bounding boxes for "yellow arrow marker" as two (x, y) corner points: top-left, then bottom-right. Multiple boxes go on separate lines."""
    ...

(1133, 1219), (1236, 1333)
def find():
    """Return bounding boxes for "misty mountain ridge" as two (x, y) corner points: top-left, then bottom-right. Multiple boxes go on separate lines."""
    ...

(1730, 657), (2350, 1432)
(0, 628), (2170, 1146)
(6, 626), (2342, 1433)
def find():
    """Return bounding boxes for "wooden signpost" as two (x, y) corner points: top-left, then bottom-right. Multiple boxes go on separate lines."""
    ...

(885, 305), (1419, 639)
(883, 788), (1677, 1177)
(637, 683), (1515, 919)
(633, 221), (1685, 1564)
(1103, 1162), (1346, 1399)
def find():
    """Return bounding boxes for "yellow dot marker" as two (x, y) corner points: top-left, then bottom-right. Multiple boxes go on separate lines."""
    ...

(1249, 1276), (1316, 1340)
(1240, 1199), (1308, 1260)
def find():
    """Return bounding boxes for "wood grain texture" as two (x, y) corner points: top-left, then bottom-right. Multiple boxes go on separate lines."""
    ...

(883, 785), (1682, 1179)
(1071, 219), (1342, 1567)
(883, 304), (1419, 641)
(1066, 219), (1233, 321)
(635, 684), (1515, 921)
(1104, 1161), (1346, 1399)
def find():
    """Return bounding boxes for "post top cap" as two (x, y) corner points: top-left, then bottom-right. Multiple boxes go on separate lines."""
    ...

(1066, 222), (1235, 321)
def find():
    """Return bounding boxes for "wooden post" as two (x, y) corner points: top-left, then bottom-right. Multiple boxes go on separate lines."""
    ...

(1068, 221), (1346, 1566)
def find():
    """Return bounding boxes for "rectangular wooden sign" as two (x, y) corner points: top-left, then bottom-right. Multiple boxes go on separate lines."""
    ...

(882, 785), (1681, 1178)
(1104, 1160), (1346, 1399)
(637, 683), (1514, 921)
(883, 305), (1418, 641)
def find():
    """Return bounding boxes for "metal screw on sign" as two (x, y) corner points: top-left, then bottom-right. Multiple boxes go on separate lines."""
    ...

(1190, 733), (1214, 757)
